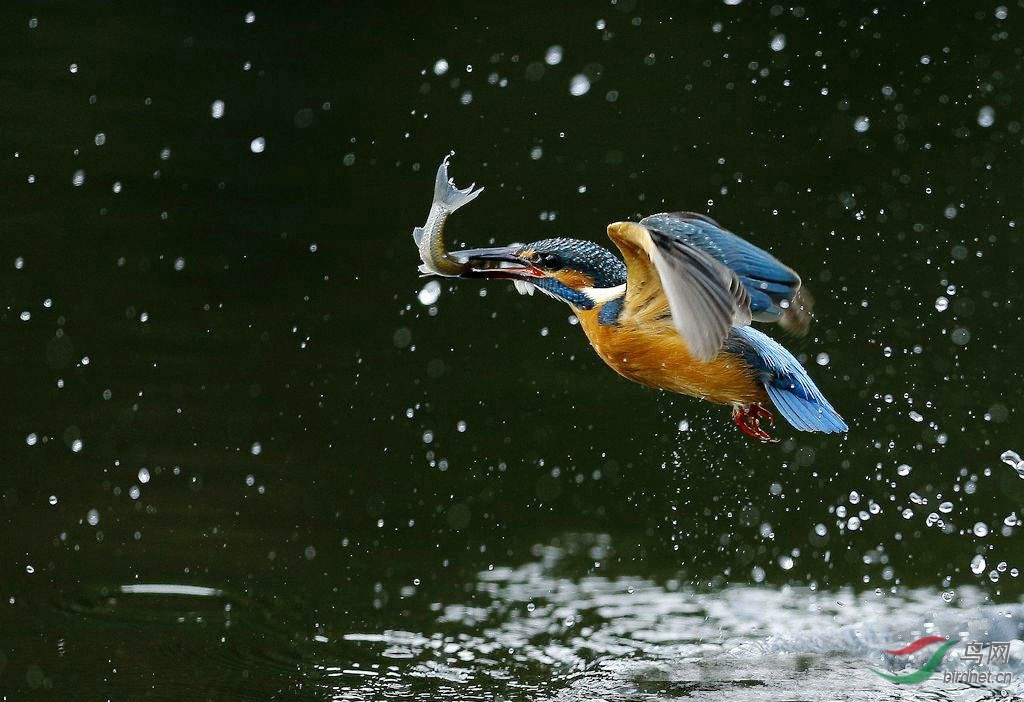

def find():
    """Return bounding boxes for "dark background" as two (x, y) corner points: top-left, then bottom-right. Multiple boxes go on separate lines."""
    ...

(1, 1), (1022, 698)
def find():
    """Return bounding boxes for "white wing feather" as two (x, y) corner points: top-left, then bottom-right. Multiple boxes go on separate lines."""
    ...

(646, 231), (752, 362)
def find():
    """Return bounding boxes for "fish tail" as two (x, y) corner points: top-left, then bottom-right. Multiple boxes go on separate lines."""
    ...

(434, 154), (484, 212)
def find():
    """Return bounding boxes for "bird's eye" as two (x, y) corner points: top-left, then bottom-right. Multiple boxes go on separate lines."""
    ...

(539, 253), (562, 269)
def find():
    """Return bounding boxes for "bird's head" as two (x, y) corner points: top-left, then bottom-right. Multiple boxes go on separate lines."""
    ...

(453, 238), (627, 310)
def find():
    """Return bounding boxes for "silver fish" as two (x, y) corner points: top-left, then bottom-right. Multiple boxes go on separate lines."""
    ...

(412, 155), (484, 276)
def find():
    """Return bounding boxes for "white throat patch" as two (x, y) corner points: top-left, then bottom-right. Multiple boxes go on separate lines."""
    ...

(513, 280), (625, 307)
(579, 283), (626, 304)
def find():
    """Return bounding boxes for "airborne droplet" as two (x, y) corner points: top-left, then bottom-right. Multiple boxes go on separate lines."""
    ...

(569, 74), (591, 97)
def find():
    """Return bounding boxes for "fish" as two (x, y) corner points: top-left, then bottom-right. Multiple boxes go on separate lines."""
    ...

(412, 155), (484, 276)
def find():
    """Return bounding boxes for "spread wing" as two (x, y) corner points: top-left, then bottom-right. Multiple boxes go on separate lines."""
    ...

(606, 221), (752, 362)
(639, 212), (812, 334)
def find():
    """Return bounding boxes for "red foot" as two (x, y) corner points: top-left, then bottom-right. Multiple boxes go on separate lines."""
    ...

(732, 403), (779, 443)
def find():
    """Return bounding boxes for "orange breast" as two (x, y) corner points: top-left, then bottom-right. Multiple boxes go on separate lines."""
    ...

(576, 307), (766, 406)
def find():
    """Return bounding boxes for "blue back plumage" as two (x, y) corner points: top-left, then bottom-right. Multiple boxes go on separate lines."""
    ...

(639, 212), (800, 321)
(726, 326), (848, 434)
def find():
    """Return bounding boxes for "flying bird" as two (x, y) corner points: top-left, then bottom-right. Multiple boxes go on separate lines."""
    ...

(447, 212), (847, 442)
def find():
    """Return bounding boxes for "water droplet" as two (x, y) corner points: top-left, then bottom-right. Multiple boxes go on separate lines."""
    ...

(71, 439), (83, 453)
(433, 59), (449, 76)
(751, 565), (765, 582)
(973, 522), (989, 537)
(250, 442), (262, 455)
(977, 106), (995, 128)
(25, 433), (38, 446)
(244, 10), (256, 24)
(951, 327), (971, 345)
(853, 115), (870, 133)
(393, 327), (412, 348)
(1000, 450), (1022, 468)
(418, 280), (442, 306)
(456, 420), (467, 433)
(770, 33), (786, 51)
(970, 554), (986, 575)
(71, 169), (86, 187)
(94, 132), (106, 146)
(211, 100), (225, 119)
(544, 45), (563, 66)
(909, 410), (924, 422)
(87, 509), (100, 526)
(569, 74), (591, 97)
(935, 296), (948, 312)
(938, 501), (953, 514)
(897, 464), (912, 476)
(815, 352), (830, 366)
(250, 137), (266, 154)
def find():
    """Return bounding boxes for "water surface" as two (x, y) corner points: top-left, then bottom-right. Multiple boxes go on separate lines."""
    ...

(1, 2), (1023, 699)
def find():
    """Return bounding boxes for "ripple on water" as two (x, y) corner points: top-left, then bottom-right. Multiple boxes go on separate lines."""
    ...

(51, 581), (306, 696)
(306, 535), (1024, 701)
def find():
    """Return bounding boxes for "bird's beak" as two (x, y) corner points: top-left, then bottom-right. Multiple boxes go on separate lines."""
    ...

(449, 246), (545, 279)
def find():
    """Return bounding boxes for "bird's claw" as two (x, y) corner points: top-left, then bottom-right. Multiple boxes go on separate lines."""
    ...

(733, 403), (779, 443)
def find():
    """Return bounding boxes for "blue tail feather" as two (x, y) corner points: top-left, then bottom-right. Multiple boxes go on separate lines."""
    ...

(726, 326), (848, 434)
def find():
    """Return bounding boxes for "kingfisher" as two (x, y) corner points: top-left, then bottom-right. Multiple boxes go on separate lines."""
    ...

(449, 211), (847, 442)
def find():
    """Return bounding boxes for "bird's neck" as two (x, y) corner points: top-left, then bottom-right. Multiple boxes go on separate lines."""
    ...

(573, 284), (626, 324)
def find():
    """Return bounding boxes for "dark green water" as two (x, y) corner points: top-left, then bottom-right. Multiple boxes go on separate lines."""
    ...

(2, 2), (1023, 699)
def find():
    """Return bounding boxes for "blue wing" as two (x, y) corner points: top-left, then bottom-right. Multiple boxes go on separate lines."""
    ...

(726, 326), (848, 433)
(639, 212), (810, 332)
